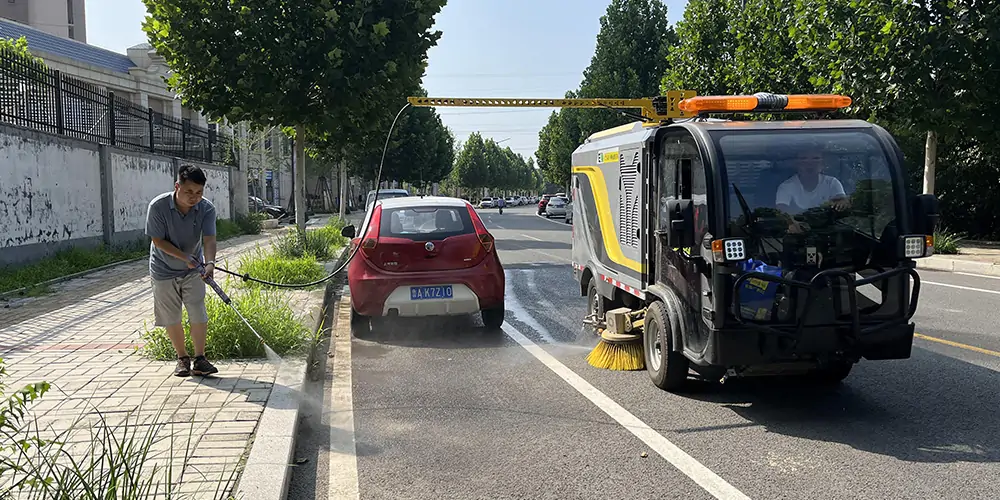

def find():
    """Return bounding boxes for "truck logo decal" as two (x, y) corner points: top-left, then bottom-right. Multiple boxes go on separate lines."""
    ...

(597, 148), (620, 165)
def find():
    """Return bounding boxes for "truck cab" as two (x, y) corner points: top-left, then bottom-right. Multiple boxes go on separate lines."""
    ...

(571, 105), (939, 391)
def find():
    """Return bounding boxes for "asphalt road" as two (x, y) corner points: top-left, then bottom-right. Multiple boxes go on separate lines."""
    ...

(292, 204), (1000, 500)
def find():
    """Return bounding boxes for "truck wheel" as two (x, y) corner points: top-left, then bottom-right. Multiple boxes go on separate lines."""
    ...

(643, 301), (690, 392)
(586, 277), (605, 335)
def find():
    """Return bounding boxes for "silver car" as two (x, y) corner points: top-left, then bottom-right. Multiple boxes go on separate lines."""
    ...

(544, 196), (568, 218)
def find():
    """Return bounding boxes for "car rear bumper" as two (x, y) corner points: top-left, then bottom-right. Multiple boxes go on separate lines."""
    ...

(546, 207), (566, 216)
(349, 255), (504, 317)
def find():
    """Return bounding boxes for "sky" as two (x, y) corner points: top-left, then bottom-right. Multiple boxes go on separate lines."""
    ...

(84, 0), (688, 162)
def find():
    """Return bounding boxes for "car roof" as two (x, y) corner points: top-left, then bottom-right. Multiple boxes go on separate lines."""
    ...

(378, 196), (471, 209)
(367, 189), (409, 195)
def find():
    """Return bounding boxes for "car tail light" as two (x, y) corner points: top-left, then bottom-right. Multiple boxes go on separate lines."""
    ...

(360, 205), (382, 255)
(466, 203), (494, 253)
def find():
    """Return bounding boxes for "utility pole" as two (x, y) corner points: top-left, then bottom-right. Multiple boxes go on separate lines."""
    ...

(294, 126), (307, 235)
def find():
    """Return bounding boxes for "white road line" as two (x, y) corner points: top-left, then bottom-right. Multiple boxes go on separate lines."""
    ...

(924, 281), (1000, 296)
(521, 233), (543, 241)
(328, 291), (360, 500)
(505, 271), (557, 344)
(500, 322), (752, 500)
(955, 272), (1000, 281)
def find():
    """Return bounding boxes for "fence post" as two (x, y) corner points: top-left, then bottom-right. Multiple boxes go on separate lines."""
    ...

(107, 91), (116, 145)
(182, 118), (189, 158)
(98, 144), (115, 246)
(53, 70), (64, 135)
(148, 108), (155, 152)
(207, 124), (215, 163)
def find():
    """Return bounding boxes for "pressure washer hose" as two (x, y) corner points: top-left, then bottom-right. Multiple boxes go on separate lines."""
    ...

(206, 102), (412, 289)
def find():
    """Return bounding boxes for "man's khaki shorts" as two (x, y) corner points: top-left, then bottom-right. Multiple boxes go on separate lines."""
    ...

(152, 272), (209, 327)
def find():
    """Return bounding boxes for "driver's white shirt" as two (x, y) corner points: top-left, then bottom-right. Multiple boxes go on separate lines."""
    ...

(775, 174), (846, 211)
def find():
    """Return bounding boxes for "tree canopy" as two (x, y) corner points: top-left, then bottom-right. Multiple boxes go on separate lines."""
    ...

(452, 133), (538, 194)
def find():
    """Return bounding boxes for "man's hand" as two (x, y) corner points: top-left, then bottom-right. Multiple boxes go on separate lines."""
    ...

(202, 262), (215, 281)
(829, 196), (851, 211)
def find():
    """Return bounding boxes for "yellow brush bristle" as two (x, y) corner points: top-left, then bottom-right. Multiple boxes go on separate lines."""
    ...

(586, 339), (644, 371)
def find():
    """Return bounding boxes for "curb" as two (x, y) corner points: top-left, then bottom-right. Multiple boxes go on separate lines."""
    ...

(917, 256), (1000, 277)
(234, 244), (350, 500)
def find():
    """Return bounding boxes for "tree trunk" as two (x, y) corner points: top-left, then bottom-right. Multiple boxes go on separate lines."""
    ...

(294, 125), (307, 236)
(338, 157), (347, 220)
(923, 130), (937, 195)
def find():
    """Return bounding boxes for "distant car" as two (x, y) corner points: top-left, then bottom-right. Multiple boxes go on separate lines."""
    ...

(343, 196), (506, 332)
(506, 197), (519, 207)
(544, 196), (568, 218)
(366, 188), (410, 211)
(537, 194), (554, 215)
(480, 197), (495, 208)
(248, 196), (287, 220)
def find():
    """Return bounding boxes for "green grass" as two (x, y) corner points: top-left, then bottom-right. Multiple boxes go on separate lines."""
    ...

(218, 212), (266, 241)
(934, 228), (965, 255)
(0, 243), (146, 295)
(139, 277), (310, 361)
(272, 221), (347, 262)
(236, 246), (327, 289)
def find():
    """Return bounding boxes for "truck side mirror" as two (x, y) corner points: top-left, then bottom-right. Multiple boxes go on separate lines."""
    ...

(911, 194), (939, 236)
(665, 199), (695, 248)
(341, 224), (357, 239)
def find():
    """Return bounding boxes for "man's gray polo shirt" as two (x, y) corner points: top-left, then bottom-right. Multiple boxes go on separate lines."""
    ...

(145, 192), (217, 280)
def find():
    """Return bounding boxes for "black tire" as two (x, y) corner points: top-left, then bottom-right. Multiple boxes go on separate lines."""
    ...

(586, 277), (605, 335)
(350, 305), (370, 338)
(643, 301), (690, 392)
(481, 306), (505, 331)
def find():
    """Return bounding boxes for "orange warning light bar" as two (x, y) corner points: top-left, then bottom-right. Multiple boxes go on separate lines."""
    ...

(678, 93), (853, 115)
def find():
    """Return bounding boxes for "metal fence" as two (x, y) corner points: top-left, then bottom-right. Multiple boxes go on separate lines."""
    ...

(0, 46), (238, 167)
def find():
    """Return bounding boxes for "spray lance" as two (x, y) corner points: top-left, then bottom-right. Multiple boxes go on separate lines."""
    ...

(189, 255), (282, 363)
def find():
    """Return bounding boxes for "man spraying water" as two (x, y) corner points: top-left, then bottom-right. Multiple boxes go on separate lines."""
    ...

(145, 164), (220, 377)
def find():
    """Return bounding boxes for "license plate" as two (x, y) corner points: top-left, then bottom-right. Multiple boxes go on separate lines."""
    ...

(410, 285), (453, 300)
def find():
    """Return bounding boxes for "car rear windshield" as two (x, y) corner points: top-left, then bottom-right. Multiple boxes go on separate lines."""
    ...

(379, 206), (475, 241)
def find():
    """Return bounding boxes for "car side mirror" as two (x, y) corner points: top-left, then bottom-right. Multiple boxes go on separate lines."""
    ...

(341, 225), (357, 239)
(911, 194), (939, 236)
(662, 199), (695, 248)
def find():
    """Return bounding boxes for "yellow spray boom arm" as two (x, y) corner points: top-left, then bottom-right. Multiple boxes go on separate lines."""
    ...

(406, 90), (699, 123)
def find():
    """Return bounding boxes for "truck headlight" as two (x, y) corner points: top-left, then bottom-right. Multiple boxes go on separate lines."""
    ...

(712, 238), (747, 263)
(901, 235), (930, 259)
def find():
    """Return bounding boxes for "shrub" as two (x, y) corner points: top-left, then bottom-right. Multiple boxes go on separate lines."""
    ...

(0, 243), (146, 295)
(934, 228), (964, 255)
(139, 278), (310, 360)
(216, 218), (243, 241)
(237, 247), (327, 289)
(234, 211), (267, 235)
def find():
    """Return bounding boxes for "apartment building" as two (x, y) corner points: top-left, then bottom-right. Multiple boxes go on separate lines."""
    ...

(0, 0), (87, 42)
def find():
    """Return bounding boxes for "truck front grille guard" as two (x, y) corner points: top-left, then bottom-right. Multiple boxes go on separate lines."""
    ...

(731, 266), (921, 347)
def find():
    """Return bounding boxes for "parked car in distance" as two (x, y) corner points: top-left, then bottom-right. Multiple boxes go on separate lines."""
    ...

(544, 196), (568, 218)
(537, 194), (554, 215)
(365, 188), (410, 211)
(505, 197), (520, 207)
(343, 196), (506, 332)
(480, 197), (495, 208)
(248, 196), (287, 220)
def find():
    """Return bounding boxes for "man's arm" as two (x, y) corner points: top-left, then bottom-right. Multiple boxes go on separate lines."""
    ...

(202, 206), (218, 278)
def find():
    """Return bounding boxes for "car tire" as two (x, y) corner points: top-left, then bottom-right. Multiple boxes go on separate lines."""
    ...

(643, 301), (690, 392)
(350, 305), (370, 338)
(481, 306), (505, 331)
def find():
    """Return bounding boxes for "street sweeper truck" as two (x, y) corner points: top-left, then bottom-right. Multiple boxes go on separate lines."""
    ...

(408, 92), (940, 393)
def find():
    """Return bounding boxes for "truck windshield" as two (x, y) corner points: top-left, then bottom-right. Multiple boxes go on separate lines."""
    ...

(712, 128), (899, 270)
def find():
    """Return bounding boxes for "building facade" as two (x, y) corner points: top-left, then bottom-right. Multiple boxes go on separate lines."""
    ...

(0, 0), (87, 43)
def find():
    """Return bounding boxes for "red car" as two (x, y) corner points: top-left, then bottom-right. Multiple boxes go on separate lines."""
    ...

(342, 196), (506, 332)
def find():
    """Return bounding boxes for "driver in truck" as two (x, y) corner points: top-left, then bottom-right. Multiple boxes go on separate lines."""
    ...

(775, 149), (851, 233)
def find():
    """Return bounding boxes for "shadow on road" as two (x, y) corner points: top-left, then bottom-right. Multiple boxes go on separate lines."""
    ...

(678, 341), (1000, 464)
(355, 315), (510, 350)
(496, 239), (571, 252)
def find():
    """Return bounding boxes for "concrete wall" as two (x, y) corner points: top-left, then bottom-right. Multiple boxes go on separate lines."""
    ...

(0, 123), (241, 266)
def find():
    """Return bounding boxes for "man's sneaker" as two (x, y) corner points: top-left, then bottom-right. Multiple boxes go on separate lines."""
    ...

(191, 356), (219, 376)
(174, 356), (191, 377)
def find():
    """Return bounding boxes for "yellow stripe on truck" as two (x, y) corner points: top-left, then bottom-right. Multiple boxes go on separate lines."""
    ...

(572, 165), (643, 273)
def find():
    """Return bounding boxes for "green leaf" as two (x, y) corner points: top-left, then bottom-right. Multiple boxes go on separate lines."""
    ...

(373, 21), (390, 37)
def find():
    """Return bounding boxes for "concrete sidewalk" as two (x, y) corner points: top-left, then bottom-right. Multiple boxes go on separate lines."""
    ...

(917, 246), (1000, 276)
(0, 230), (327, 498)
